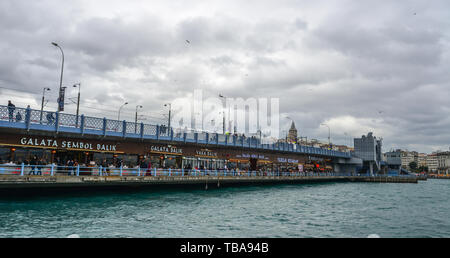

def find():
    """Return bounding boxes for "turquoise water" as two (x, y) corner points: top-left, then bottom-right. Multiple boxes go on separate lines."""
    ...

(0, 180), (449, 238)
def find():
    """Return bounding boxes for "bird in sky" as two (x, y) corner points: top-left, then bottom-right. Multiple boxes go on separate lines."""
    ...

(186, 40), (191, 44)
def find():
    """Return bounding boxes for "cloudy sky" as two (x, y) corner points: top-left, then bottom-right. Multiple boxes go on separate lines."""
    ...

(1, 0), (449, 153)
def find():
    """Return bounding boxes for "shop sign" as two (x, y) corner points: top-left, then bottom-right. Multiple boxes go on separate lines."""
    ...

(309, 156), (324, 162)
(239, 154), (267, 159)
(196, 149), (218, 158)
(150, 145), (183, 155)
(19, 137), (117, 151)
(277, 158), (299, 164)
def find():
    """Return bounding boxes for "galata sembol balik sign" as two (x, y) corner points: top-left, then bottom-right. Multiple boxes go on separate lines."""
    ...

(19, 137), (117, 152)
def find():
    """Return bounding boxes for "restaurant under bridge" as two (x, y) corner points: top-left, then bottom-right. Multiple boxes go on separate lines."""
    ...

(0, 105), (362, 174)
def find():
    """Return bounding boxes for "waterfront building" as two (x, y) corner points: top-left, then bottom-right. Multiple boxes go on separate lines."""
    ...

(427, 153), (438, 173)
(418, 153), (427, 167)
(437, 152), (450, 175)
(401, 151), (418, 170)
(354, 132), (383, 176)
(384, 150), (402, 171)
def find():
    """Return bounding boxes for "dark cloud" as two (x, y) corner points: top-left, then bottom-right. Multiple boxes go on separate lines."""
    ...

(0, 0), (449, 153)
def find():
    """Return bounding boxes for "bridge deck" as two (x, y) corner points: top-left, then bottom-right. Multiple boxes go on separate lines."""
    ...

(0, 175), (420, 190)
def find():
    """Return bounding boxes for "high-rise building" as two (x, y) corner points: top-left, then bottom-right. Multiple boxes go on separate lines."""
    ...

(354, 132), (383, 175)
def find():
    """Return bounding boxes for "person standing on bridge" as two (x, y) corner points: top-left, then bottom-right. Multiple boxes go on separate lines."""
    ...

(46, 112), (55, 125)
(67, 160), (74, 176)
(15, 111), (22, 122)
(29, 156), (37, 175)
(36, 158), (44, 176)
(7, 100), (15, 122)
(146, 159), (152, 176)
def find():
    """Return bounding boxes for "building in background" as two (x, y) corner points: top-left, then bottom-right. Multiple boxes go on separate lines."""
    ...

(354, 132), (383, 176)
(287, 122), (298, 144)
(382, 148), (450, 174)
(437, 151), (450, 175)
(418, 153), (427, 167)
(307, 139), (322, 148)
(384, 150), (402, 172)
(427, 153), (438, 173)
(401, 150), (418, 170)
(276, 124), (355, 156)
(334, 145), (354, 153)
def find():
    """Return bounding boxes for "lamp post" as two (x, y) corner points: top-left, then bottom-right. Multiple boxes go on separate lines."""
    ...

(219, 94), (227, 134)
(135, 105), (143, 133)
(321, 123), (331, 149)
(40, 87), (51, 123)
(51, 42), (64, 112)
(164, 103), (172, 131)
(118, 102), (128, 122)
(73, 83), (81, 127)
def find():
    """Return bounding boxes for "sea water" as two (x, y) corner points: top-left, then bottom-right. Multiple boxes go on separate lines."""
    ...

(0, 179), (449, 238)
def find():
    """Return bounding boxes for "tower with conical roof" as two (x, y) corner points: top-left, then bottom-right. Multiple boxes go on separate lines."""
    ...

(287, 121), (298, 143)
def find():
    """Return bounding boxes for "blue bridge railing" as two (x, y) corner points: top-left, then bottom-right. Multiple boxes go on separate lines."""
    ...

(0, 164), (419, 179)
(0, 164), (420, 179)
(0, 105), (352, 158)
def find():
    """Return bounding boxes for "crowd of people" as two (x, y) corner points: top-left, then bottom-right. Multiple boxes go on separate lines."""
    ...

(1, 154), (325, 176)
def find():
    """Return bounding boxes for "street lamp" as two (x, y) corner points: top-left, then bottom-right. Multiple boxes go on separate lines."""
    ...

(164, 103), (172, 131)
(51, 42), (64, 112)
(40, 88), (51, 123)
(321, 123), (331, 149)
(219, 94), (227, 134)
(118, 102), (128, 122)
(73, 83), (81, 127)
(135, 105), (143, 133)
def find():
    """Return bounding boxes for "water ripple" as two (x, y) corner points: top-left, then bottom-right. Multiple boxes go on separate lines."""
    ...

(0, 180), (449, 237)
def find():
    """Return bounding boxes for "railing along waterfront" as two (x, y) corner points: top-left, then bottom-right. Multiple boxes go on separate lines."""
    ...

(0, 105), (351, 158)
(0, 164), (419, 179)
